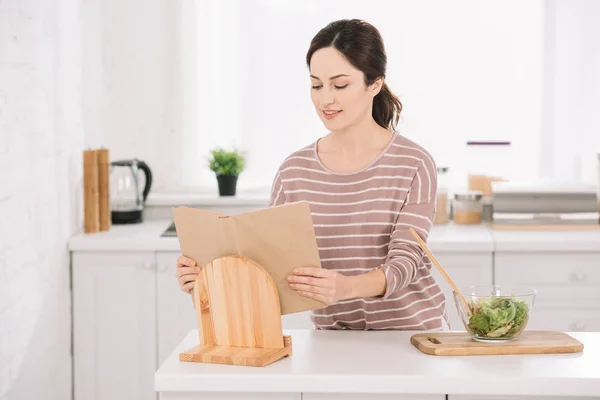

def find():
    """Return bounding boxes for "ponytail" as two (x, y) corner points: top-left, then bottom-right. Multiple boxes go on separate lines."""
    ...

(373, 82), (402, 132)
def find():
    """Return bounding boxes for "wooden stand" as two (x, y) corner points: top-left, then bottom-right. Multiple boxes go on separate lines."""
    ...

(179, 255), (292, 367)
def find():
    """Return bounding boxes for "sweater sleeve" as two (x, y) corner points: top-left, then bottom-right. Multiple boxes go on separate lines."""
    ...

(267, 169), (286, 207)
(379, 159), (438, 299)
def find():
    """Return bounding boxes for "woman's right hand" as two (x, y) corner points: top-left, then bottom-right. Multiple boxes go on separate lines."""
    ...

(176, 255), (200, 294)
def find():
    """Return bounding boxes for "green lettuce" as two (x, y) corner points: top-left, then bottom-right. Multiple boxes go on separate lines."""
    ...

(466, 297), (529, 339)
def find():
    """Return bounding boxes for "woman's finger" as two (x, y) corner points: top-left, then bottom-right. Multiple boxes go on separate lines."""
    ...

(177, 256), (196, 268)
(288, 275), (331, 288)
(182, 281), (195, 293)
(177, 274), (198, 285)
(292, 267), (331, 278)
(289, 282), (331, 295)
(176, 266), (200, 278)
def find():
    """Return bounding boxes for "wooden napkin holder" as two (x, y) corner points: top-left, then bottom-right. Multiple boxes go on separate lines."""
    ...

(179, 255), (292, 367)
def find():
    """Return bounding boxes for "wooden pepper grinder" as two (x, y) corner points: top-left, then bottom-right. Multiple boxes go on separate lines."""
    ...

(97, 148), (111, 231)
(83, 149), (100, 233)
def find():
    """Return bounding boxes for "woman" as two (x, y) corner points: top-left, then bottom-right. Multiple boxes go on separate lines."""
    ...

(176, 19), (449, 331)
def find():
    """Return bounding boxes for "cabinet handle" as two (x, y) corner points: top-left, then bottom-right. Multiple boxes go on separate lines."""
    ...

(570, 322), (586, 331)
(158, 264), (169, 272)
(143, 260), (154, 270)
(570, 271), (586, 282)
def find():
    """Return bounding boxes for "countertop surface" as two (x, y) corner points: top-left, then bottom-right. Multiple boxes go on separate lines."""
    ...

(155, 329), (600, 396)
(67, 218), (494, 252)
(67, 217), (600, 252)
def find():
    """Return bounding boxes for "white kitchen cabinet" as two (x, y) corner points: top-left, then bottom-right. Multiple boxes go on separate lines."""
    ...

(156, 251), (198, 364)
(527, 307), (600, 332)
(429, 253), (493, 330)
(450, 396), (600, 400)
(158, 393), (300, 400)
(494, 252), (600, 332)
(304, 395), (444, 400)
(72, 252), (157, 400)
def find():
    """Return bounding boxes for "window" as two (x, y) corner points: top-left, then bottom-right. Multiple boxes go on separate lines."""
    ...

(183, 0), (597, 193)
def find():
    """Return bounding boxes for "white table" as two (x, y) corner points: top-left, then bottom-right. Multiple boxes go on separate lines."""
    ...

(155, 329), (600, 400)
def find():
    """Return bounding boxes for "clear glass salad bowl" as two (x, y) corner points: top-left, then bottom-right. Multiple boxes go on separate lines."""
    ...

(453, 285), (536, 343)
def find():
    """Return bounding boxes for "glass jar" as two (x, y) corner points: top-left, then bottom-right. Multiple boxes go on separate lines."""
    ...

(453, 191), (483, 224)
(434, 167), (450, 225)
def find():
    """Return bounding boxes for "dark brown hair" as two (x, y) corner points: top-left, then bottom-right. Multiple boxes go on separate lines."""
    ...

(306, 19), (402, 131)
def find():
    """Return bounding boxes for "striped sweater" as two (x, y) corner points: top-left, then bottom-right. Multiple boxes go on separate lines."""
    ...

(268, 132), (449, 331)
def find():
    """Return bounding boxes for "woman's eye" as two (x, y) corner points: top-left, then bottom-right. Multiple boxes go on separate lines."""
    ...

(311, 84), (347, 90)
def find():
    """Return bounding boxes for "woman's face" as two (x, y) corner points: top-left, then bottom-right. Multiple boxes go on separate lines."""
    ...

(309, 47), (382, 131)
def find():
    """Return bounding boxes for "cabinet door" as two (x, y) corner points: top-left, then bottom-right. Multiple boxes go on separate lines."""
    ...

(450, 396), (600, 400)
(429, 253), (493, 330)
(495, 252), (600, 332)
(72, 252), (156, 400)
(523, 305), (600, 332)
(156, 252), (198, 364)
(304, 394), (444, 400)
(159, 393), (300, 400)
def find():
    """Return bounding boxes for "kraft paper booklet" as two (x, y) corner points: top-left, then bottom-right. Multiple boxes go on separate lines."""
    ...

(172, 201), (326, 315)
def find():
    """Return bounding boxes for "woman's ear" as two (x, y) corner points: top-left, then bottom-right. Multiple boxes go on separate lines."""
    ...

(370, 77), (384, 97)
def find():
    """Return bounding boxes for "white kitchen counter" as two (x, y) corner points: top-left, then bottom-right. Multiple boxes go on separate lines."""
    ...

(68, 219), (177, 252)
(67, 218), (495, 252)
(155, 329), (600, 398)
(67, 216), (600, 253)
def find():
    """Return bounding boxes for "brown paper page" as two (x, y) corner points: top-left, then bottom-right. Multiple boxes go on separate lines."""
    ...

(172, 201), (326, 315)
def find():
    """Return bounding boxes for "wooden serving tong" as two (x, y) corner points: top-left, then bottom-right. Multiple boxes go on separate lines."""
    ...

(409, 228), (472, 316)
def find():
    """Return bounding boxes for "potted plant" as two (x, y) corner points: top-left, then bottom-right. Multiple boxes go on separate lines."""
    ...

(208, 147), (247, 196)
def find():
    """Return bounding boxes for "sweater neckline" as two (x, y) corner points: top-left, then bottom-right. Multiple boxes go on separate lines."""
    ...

(312, 131), (399, 176)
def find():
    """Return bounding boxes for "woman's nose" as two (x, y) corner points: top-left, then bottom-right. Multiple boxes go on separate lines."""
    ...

(320, 88), (335, 107)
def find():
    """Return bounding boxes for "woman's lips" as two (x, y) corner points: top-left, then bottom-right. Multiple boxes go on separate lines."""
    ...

(322, 110), (342, 119)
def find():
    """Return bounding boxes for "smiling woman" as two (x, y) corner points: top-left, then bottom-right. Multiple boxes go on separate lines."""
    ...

(177, 18), (449, 331)
(271, 19), (448, 331)
(267, 19), (448, 331)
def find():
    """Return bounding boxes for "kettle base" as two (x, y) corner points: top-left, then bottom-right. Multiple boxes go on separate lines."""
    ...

(112, 210), (143, 224)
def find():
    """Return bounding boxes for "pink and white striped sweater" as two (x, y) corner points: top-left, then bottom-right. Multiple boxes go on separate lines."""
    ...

(268, 132), (448, 331)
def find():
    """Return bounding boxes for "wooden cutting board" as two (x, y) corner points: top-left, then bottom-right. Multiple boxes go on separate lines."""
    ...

(411, 331), (584, 356)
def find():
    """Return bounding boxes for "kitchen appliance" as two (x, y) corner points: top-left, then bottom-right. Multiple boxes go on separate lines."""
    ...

(490, 180), (599, 229)
(110, 159), (152, 224)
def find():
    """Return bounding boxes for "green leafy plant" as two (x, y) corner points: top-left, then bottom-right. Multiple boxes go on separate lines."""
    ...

(208, 147), (247, 177)
(467, 297), (529, 338)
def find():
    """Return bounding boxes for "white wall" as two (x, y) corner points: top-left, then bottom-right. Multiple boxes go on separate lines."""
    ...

(542, 0), (600, 184)
(0, 0), (83, 398)
(82, 0), (188, 193)
(80, 0), (600, 195)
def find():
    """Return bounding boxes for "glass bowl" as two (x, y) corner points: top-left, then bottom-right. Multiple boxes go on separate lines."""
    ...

(453, 285), (536, 343)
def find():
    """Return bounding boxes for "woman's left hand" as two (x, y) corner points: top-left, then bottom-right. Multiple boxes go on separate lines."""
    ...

(287, 267), (351, 305)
